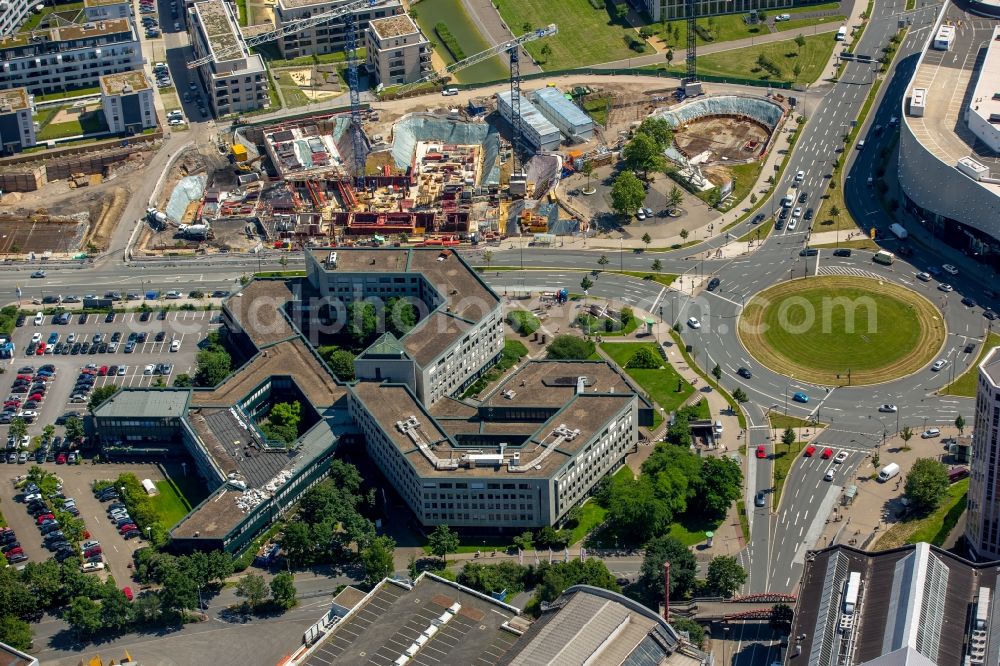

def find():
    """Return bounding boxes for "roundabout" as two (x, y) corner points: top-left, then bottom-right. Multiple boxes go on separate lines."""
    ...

(737, 276), (947, 386)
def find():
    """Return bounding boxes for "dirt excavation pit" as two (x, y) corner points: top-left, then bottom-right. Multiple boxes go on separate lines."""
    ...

(0, 186), (128, 256)
(673, 115), (770, 163)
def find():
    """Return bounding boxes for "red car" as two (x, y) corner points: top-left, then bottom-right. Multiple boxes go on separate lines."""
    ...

(821, 448), (833, 459)
(83, 546), (102, 558)
(803, 445), (816, 457)
(122, 587), (133, 602)
(98, 366), (108, 376)
(35, 343), (45, 355)
(81, 368), (96, 375)
(5, 547), (23, 558)
(56, 453), (66, 464)
(756, 445), (766, 459)
(28, 393), (43, 403)
(35, 513), (54, 524)
(16, 375), (31, 381)
(119, 523), (137, 534)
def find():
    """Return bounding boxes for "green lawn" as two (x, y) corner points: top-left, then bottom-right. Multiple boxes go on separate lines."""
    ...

(567, 500), (607, 545)
(647, 33), (836, 85)
(943, 332), (1000, 397)
(412, 0), (509, 83)
(493, 0), (646, 70)
(277, 83), (311, 108)
(151, 479), (194, 528)
(769, 440), (805, 509)
(737, 217), (774, 244)
(724, 160), (766, 212)
(690, 398), (711, 420)
(582, 95), (613, 126)
(775, 15), (846, 33)
(654, 14), (768, 50)
(20, 2), (84, 32)
(600, 342), (694, 416)
(32, 85), (101, 102)
(879, 479), (969, 549)
(769, 413), (822, 430)
(35, 111), (108, 141)
(667, 512), (722, 546)
(619, 271), (678, 287)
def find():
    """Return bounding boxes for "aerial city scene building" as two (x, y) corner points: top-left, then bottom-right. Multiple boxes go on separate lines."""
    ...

(0, 0), (998, 663)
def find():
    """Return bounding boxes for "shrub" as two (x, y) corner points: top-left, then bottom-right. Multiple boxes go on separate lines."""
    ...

(434, 23), (465, 60)
(588, 0), (605, 8)
(506, 310), (541, 336)
(626, 346), (661, 369)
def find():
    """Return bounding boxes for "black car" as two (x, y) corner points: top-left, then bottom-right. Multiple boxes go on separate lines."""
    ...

(43, 530), (65, 542)
(47, 540), (69, 552)
(737, 367), (752, 379)
(55, 548), (77, 562)
(965, 343), (977, 354)
(98, 343), (109, 354)
(833, 248), (852, 257)
(78, 343), (90, 354)
(157, 310), (167, 320)
(706, 277), (721, 292)
(985, 310), (998, 321)
(798, 192), (808, 204)
(137, 332), (148, 343)
(77, 313), (88, 325)
(123, 529), (141, 540)
(799, 248), (819, 257)
(15, 315), (25, 327)
(211, 290), (230, 298)
(1, 542), (21, 553)
(961, 297), (977, 308)
(71, 343), (81, 355)
(139, 310), (151, 322)
(804, 208), (814, 221)
(111, 332), (122, 343)
(105, 312), (115, 323)
(154, 331), (166, 342)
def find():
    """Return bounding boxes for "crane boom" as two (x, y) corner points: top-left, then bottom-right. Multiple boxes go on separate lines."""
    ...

(390, 24), (557, 95)
(187, 0), (388, 69)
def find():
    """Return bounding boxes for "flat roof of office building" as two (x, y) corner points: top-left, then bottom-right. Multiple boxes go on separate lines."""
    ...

(370, 13), (419, 39)
(350, 373), (636, 478)
(0, 88), (31, 113)
(225, 279), (297, 347)
(99, 71), (150, 96)
(789, 543), (1000, 665)
(482, 360), (638, 409)
(531, 86), (593, 130)
(401, 310), (472, 366)
(297, 574), (520, 666)
(907, 5), (1000, 181)
(94, 389), (190, 419)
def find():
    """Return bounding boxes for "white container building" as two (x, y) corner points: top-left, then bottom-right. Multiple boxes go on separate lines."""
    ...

(530, 86), (594, 141)
(497, 90), (561, 152)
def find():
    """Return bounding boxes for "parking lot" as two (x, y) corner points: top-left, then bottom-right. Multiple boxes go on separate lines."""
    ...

(2, 309), (219, 437)
(0, 462), (173, 585)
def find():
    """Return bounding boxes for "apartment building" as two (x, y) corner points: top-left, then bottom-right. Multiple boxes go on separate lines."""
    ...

(188, 0), (268, 116)
(0, 19), (143, 94)
(365, 14), (432, 87)
(273, 0), (402, 59)
(0, 87), (36, 153)
(966, 346), (1000, 561)
(100, 71), (156, 133)
(83, 0), (133, 21)
(0, 0), (37, 37)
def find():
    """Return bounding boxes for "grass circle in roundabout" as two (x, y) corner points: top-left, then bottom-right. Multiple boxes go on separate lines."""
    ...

(737, 276), (946, 386)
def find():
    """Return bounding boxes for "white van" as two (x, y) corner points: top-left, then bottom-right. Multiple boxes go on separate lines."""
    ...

(878, 463), (901, 482)
(836, 25), (848, 41)
(713, 420), (723, 435)
(33, 312), (44, 326)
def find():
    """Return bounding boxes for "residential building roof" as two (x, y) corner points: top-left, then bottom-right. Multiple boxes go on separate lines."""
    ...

(0, 88), (31, 113)
(99, 70), (150, 95)
(369, 14), (419, 40)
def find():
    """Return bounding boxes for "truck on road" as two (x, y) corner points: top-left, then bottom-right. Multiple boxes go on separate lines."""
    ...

(889, 223), (908, 239)
(873, 250), (895, 265)
(782, 188), (795, 208)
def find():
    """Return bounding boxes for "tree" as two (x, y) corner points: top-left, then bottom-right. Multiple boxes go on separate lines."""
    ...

(605, 474), (672, 544)
(955, 414), (966, 435)
(732, 387), (748, 404)
(261, 401), (302, 444)
(134, 592), (163, 624)
(627, 346), (661, 369)
(270, 571), (297, 610)
(482, 249), (494, 270)
(427, 524), (460, 563)
(637, 116), (673, 151)
(322, 348), (356, 381)
(0, 615), (32, 652)
(64, 416), (85, 443)
(235, 573), (269, 611)
(615, 4), (628, 22)
(361, 535), (396, 586)
(194, 348), (232, 387)
(794, 33), (806, 51)
(280, 521), (314, 567)
(611, 170), (646, 218)
(172, 373), (193, 388)
(830, 205), (841, 221)
(782, 426), (796, 447)
(521, 21), (532, 32)
(904, 458), (949, 514)
(42, 424), (55, 442)
(597, 255), (610, 271)
(900, 425), (914, 447)
(793, 62), (802, 79)
(706, 555), (747, 597)
(88, 385), (120, 412)
(582, 161), (594, 191)
(539, 43), (552, 62)
(697, 456), (743, 518)
(580, 275), (594, 292)
(668, 186), (684, 213)
(534, 559), (619, 604)
(637, 535), (697, 605)
(65, 595), (103, 638)
(623, 133), (667, 179)
(771, 602), (794, 627)
(346, 301), (378, 347)
(666, 49), (674, 66)
(8, 417), (27, 444)
(712, 363), (722, 380)
(642, 233), (652, 248)
(546, 335), (596, 360)
(652, 258), (663, 273)
(459, 561), (529, 595)
(679, 228), (689, 240)
(159, 568), (198, 615)
(671, 616), (705, 648)
(100, 583), (136, 632)
(385, 296), (418, 337)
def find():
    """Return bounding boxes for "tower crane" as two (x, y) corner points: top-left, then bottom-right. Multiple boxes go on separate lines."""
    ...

(390, 24), (556, 178)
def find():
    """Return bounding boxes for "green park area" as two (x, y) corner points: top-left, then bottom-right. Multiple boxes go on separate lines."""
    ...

(493, 0), (647, 70)
(35, 108), (109, 141)
(600, 342), (694, 423)
(651, 3), (843, 49)
(150, 479), (198, 528)
(19, 2), (83, 32)
(943, 332), (1000, 397)
(879, 478), (968, 549)
(412, 0), (509, 83)
(740, 276), (945, 385)
(647, 32), (836, 85)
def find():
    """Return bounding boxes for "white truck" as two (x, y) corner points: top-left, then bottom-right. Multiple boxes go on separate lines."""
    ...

(889, 223), (908, 239)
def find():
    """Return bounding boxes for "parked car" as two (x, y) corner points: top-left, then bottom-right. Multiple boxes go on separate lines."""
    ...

(921, 428), (941, 439)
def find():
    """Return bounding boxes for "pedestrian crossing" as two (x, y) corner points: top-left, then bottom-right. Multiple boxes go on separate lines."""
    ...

(816, 266), (884, 280)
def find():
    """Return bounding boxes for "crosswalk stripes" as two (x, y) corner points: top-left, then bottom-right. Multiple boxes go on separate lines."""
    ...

(816, 266), (884, 280)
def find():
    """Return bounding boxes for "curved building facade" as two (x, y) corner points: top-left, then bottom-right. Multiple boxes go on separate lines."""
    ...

(897, 1), (1000, 264)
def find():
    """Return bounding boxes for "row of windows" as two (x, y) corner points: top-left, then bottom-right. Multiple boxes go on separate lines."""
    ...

(425, 502), (533, 512)
(426, 513), (533, 522)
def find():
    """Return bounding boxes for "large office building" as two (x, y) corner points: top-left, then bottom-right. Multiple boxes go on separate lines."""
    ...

(642, 0), (795, 22)
(188, 0), (269, 116)
(788, 543), (1000, 665)
(0, 0), (37, 37)
(273, 0), (402, 60)
(898, 3), (1000, 265)
(966, 346), (1000, 562)
(0, 87), (36, 153)
(285, 575), (710, 666)
(92, 248), (650, 554)
(100, 71), (157, 134)
(364, 14), (432, 87)
(0, 18), (143, 94)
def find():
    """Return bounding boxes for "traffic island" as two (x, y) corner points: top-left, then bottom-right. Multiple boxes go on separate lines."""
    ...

(738, 276), (945, 385)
